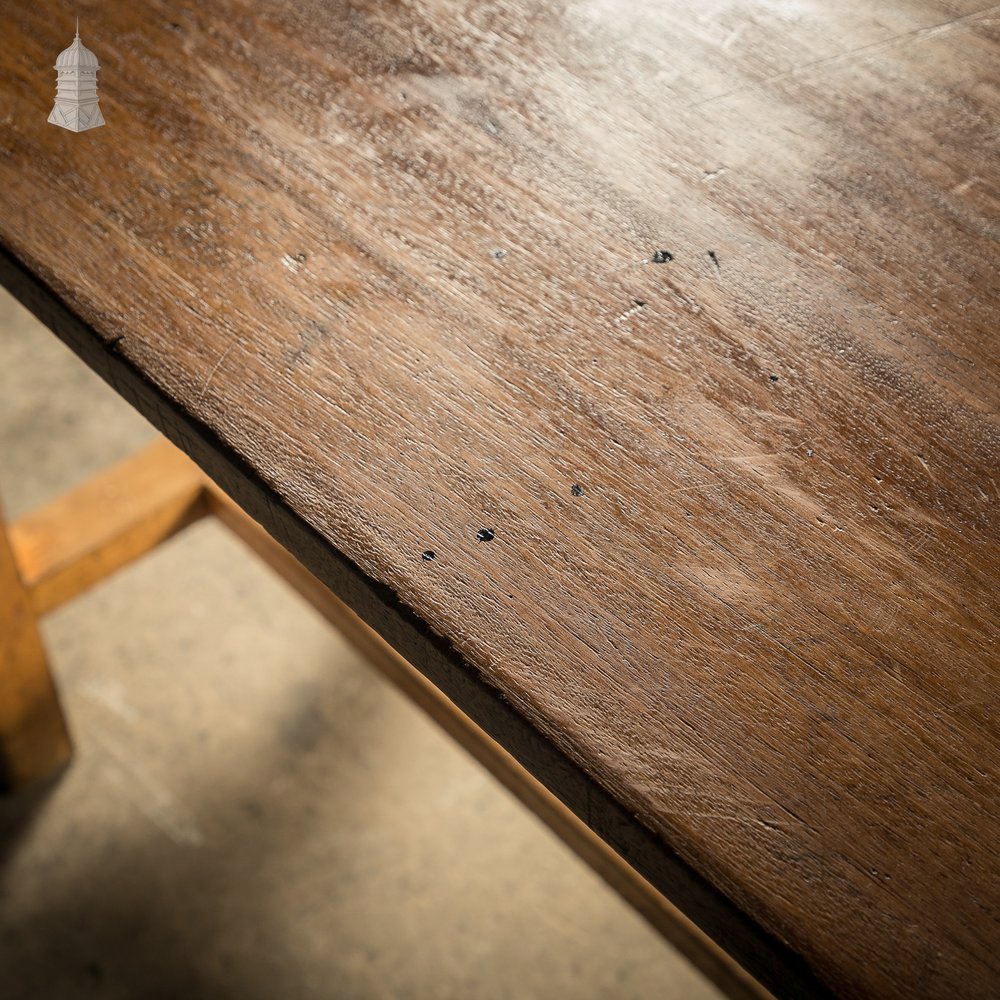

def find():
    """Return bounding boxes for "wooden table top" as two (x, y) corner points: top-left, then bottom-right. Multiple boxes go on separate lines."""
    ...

(2, 2), (997, 997)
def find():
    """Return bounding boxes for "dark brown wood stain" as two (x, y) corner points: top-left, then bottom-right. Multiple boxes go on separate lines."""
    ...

(1, 3), (997, 998)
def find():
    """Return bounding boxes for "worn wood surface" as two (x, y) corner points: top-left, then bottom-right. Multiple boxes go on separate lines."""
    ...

(1, 2), (998, 997)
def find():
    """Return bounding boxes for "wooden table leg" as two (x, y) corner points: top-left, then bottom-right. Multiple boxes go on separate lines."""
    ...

(0, 498), (71, 791)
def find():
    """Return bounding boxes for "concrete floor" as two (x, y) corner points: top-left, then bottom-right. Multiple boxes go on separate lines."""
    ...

(0, 287), (723, 1000)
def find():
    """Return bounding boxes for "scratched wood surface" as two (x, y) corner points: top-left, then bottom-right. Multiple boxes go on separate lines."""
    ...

(1, 2), (998, 997)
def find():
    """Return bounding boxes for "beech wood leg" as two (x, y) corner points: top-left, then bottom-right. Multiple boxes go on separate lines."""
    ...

(0, 498), (71, 791)
(0, 439), (206, 792)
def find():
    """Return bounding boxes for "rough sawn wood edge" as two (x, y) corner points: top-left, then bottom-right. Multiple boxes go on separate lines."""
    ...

(0, 243), (835, 1000)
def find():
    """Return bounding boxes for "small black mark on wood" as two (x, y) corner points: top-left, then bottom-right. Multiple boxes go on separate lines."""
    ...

(634, 298), (646, 307)
(708, 250), (721, 271)
(491, 248), (507, 259)
(807, 448), (815, 457)
(476, 528), (496, 542)
(168, 22), (181, 32)
(769, 374), (780, 382)
(107, 335), (124, 352)
(571, 484), (584, 496)
(652, 250), (673, 263)
(421, 550), (436, 561)
(293, 251), (308, 263)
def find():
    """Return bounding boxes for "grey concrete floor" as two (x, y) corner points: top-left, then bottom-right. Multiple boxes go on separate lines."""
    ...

(0, 287), (723, 1000)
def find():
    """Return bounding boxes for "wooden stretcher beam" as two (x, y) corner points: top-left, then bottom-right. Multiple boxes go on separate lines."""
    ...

(9, 438), (208, 616)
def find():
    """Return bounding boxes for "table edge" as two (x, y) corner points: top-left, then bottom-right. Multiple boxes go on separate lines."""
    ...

(0, 241), (835, 1000)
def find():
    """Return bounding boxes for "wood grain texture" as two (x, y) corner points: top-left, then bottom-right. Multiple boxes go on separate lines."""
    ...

(1, 2), (998, 997)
